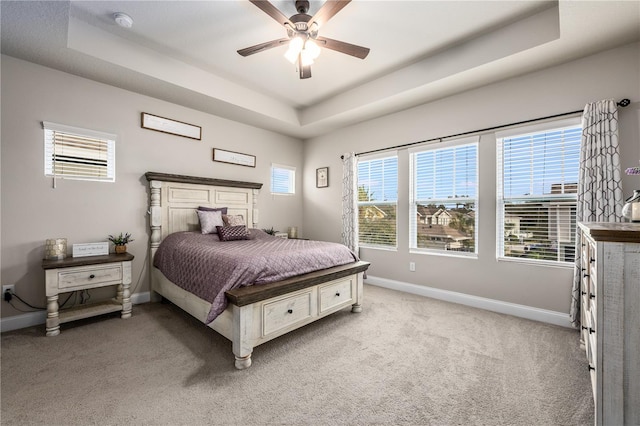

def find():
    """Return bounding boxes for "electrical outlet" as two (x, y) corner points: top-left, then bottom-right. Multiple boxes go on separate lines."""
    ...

(3, 285), (15, 300)
(409, 262), (416, 272)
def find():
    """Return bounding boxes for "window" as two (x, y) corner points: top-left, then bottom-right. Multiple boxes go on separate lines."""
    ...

(357, 154), (398, 248)
(410, 138), (478, 255)
(497, 120), (581, 264)
(43, 122), (116, 182)
(271, 164), (295, 195)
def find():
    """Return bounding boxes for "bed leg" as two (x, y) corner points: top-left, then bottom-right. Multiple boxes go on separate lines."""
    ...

(234, 355), (252, 370)
(351, 303), (362, 313)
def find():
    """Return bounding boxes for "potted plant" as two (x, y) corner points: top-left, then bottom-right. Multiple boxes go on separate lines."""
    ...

(108, 232), (134, 254)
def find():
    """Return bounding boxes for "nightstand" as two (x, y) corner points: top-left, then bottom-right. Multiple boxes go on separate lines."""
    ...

(41, 253), (134, 336)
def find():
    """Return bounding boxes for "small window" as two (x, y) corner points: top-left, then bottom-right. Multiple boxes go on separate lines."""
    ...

(43, 122), (116, 182)
(271, 164), (295, 195)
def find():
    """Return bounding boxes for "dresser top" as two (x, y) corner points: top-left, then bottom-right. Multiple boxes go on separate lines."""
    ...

(579, 222), (640, 243)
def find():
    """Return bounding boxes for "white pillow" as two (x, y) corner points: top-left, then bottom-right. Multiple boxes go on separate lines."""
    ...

(196, 209), (224, 234)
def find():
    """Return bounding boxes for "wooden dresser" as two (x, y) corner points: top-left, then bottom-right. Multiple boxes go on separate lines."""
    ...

(578, 222), (640, 425)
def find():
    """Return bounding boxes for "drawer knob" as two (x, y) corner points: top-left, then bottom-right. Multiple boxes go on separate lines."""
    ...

(590, 258), (595, 264)
(581, 326), (587, 330)
(581, 291), (586, 296)
(588, 365), (595, 372)
(589, 327), (595, 334)
(89, 274), (96, 279)
(287, 309), (293, 314)
(335, 292), (341, 297)
(583, 273), (589, 278)
(589, 293), (595, 300)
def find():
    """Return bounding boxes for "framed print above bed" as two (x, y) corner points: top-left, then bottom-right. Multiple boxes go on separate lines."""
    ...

(141, 112), (202, 140)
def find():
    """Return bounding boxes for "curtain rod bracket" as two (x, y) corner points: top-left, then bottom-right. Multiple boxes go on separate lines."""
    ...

(618, 98), (630, 107)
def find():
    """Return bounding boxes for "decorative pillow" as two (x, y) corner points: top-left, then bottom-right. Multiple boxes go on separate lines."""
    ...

(216, 225), (250, 241)
(222, 214), (245, 227)
(196, 209), (224, 234)
(198, 206), (228, 214)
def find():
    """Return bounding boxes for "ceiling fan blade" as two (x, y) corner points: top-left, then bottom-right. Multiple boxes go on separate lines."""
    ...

(299, 64), (312, 79)
(249, 0), (294, 27)
(308, 0), (351, 28)
(316, 36), (370, 59)
(237, 38), (289, 57)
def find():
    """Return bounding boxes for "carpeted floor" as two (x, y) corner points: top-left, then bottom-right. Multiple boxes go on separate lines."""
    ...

(1, 284), (593, 425)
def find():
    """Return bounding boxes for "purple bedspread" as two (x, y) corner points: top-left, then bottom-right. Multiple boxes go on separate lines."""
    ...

(153, 229), (358, 323)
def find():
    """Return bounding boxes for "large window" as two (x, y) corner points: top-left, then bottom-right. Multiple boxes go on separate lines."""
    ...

(270, 163), (295, 195)
(410, 138), (478, 254)
(497, 120), (581, 263)
(43, 122), (116, 182)
(357, 154), (398, 248)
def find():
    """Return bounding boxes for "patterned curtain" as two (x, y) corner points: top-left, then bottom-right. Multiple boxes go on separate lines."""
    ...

(570, 99), (623, 326)
(341, 153), (359, 255)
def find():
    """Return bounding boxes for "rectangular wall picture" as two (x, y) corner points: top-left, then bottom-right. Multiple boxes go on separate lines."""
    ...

(316, 167), (329, 188)
(141, 112), (202, 140)
(213, 148), (256, 167)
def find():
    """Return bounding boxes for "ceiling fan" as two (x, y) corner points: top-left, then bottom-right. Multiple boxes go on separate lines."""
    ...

(237, 0), (370, 79)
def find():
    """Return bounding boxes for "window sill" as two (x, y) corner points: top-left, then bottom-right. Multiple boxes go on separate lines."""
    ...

(497, 256), (574, 269)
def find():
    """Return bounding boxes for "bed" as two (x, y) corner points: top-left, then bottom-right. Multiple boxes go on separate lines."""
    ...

(145, 172), (369, 369)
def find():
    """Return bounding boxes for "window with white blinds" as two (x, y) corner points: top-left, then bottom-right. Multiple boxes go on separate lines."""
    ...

(270, 164), (295, 195)
(497, 121), (581, 264)
(410, 138), (478, 255)
(357, 154), (398, 248)
(43, 122), (116, 182)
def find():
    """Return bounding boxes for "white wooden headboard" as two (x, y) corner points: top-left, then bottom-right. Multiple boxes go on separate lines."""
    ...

(145, 172), (262, 256)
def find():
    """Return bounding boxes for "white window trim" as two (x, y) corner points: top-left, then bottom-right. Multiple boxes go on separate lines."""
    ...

(496, 118), (581, 266)
(409, 137), (479, 258)
(43, 121), (116, 185)
(357, 152), (398, 250)
(270, 163), (296, 195)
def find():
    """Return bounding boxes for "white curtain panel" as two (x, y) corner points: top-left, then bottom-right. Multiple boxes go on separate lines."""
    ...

(341, 153), (359, 255)
(570, 99), (623, 326)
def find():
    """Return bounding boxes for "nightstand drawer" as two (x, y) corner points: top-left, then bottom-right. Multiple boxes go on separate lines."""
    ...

(319, 278), (353, 313)
(58, 265), (122, 289)
(262, 290), (313, 336)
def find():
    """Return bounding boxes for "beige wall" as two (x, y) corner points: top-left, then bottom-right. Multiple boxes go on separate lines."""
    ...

(303, 42), (640, 314)
(0, 55), (303, 318)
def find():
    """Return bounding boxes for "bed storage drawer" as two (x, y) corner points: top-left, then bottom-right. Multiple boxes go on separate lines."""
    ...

(318, 278), (353, 314)
(262, 290), (313, 336)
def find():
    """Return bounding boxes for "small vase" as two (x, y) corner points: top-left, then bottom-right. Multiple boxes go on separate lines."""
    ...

(115, 245), (127, 254)
(622, 190), (640, 222)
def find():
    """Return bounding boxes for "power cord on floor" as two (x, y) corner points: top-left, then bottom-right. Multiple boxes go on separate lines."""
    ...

(4, 289), (75, 312)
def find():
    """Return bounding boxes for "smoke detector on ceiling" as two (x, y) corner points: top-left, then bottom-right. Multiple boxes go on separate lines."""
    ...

(113, 12), (133, 28)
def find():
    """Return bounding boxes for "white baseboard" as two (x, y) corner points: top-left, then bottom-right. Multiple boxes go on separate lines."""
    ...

(365, 276), (573, 328)
(0, 291), (151, 333)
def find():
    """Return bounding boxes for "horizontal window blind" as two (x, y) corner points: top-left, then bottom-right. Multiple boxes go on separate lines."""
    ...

(357, 155), (398, 247)
(43, 122), (116, 182)
(498, 124), (580, 263)
(271, 164), (295, 195)
(411, 140), (478, 254)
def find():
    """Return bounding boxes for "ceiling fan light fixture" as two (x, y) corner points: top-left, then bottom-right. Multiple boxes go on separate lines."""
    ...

(284, 36), (304, 63)
(304, 39), (321, 60)
(300, 50), (314, 66)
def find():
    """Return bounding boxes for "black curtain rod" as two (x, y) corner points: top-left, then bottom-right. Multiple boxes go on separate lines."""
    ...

(343, 98), (631, 159)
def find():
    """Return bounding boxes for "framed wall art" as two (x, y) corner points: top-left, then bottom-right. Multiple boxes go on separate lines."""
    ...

(316, 167), (329, 188)
(141, 112), (202, 140)
(213, 148), (256, 168)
